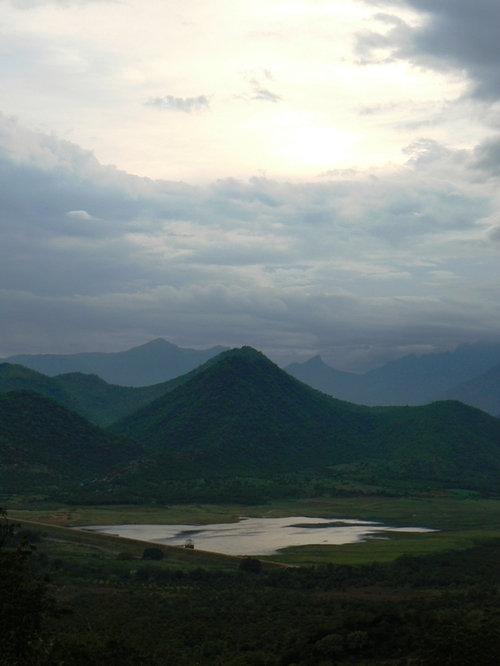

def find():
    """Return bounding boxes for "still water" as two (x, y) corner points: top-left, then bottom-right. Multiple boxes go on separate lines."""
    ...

(83, 516), (434, 556)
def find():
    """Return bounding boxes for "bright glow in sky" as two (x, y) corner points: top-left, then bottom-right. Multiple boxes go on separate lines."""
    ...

(0, 0), (469, 181)
(1, 0), (500, 369)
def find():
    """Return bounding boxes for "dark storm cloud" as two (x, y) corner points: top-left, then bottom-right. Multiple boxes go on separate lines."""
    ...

(359, 0), (500, 100)
(144, 95), (210, 113)
(472, 136), (500, 175)
(1, 114), (499, 370)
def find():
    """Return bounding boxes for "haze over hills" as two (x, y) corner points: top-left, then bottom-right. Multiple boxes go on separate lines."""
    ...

(285, 342), (500, 407)
(7, 337), (500, 410)
(3, 338), (229, 387)
(438, 363), (500, 416)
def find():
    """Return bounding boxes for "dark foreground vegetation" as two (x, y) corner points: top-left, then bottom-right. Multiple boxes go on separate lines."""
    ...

(3, 508), (500, 666)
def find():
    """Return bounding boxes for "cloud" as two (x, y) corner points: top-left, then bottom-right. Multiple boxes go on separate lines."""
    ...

(251, 87), (282, 103)
(358, 0), (500, 100)
(472, 136), (500, 175)
(485, 225), (500, 243)
(66, 210), (96, 220)
(1, 114), (500, 370)
(236, 71), (282, 104)
(144, 95), (210, 113)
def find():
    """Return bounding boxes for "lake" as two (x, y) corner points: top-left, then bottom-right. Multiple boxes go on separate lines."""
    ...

(83, 516), (434, 556)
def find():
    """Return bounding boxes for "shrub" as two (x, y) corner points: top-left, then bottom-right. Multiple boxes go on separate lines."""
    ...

(142, 547), (164, 561)
(238, 557), (262, 574)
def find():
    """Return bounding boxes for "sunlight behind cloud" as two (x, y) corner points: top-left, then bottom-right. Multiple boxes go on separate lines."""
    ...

(0, 0), (480, 182)
(287, 126), (355, 169)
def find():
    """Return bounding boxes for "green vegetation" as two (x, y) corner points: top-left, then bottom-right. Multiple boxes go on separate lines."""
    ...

(9, 494), (500, 566)
(109, 347), (500, 493)
(0, 508), (56, 666)
(111, 347), (372, 474)
(3, 347), (500, 503)
(5, 506), (500, 665)
(0, 348), (500, 498)
(5, 347), (500, 662)
(0, 391), (141, 494)
(0, 362), (189, 426)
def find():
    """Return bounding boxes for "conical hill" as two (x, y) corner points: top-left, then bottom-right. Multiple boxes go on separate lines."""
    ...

(111, 347), (500, 485)
(111, 347), (372, 477)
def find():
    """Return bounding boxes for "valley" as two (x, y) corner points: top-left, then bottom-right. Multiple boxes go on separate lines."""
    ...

(5, 495), (500, 665)
(4, 341), (500, 664)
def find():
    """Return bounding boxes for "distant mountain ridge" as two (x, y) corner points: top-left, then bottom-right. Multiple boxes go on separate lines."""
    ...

(438, 363), (500, 416)
(8, 338), (500, 407)
(285, 342), (500, 407)
(3, 338), (230, 386)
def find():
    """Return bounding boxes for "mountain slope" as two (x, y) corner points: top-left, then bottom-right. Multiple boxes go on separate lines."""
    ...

(111, 347), (373, 477)
(438, 363), (500, 416)
(4, 338), (229, 386)
(0, 363), (72, 407)
(0, 363), (189, 426)
(3, 347), (500, 501)
(286, 342), (500, 406)
(0, 391), (142, 494)
(50, 371), (189, 426)
(111, 347), (500, 487)
(366, 401), (500, 485)
(285, 355), (363, 402)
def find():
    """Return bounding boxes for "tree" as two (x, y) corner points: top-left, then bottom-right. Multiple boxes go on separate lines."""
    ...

(0, 508), (52, 666)
(238, 557), (262, 574)
(142, 547), (164, 561)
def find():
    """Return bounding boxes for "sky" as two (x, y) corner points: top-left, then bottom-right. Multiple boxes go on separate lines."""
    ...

(1, 0), (500, 371)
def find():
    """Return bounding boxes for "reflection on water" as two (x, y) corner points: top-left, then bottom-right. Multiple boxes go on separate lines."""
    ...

(82, 516), (434, 556)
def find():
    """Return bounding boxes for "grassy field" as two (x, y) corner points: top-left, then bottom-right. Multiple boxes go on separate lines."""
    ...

(8, 493), (500, 565)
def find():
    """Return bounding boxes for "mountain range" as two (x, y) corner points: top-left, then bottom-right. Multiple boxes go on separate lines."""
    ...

(285, 342), (500, 413)
(2, 346), (500, 501)
(3, 338), (229, 386)
(439, 364), (500, 416)
(5, 338), (500, 415)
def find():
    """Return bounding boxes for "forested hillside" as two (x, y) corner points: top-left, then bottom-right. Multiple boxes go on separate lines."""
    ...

(0, 391), (142, 494)
(4, 347), (500, 501)
(0, 363), (187, 426)
(111, 347), (500, 490)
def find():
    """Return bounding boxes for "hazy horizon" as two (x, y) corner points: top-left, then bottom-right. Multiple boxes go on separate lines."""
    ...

(4, 336), (500, 375)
